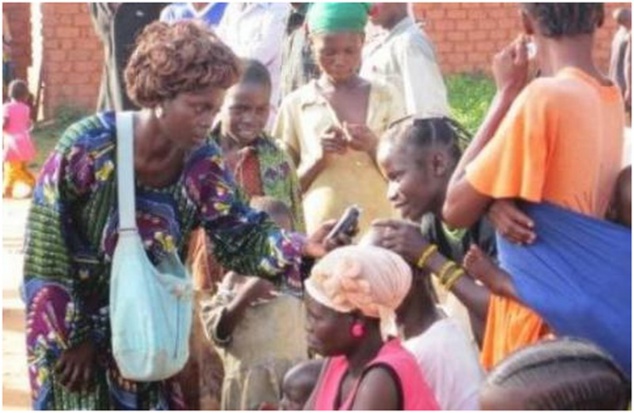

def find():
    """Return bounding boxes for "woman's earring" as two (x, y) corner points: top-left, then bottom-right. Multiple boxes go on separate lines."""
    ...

(351, 322), (365, 338)
(155, 106), (164, 119)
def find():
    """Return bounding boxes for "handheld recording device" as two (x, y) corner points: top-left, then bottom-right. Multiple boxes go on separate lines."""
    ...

(326, 205), (361, 241)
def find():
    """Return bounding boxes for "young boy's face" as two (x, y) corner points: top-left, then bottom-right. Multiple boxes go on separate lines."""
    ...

(311, 32), (364, 83)
(220, 82), (270, 146)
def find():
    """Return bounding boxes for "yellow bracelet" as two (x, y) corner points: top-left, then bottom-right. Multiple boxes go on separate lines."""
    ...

(443, 268), (465, 291)
(436, 261), (457, 283)
(416, 244), (438, 269)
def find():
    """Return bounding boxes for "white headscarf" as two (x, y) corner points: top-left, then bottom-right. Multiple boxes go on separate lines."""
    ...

(304, 245), (412, 338)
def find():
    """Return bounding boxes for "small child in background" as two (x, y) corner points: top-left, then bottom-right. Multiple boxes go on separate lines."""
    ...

(3, 79), (36, 198)
(279, 359), (323, 410)
(463, 165), (633, 301)
(200, 196), (308, 411)
(479, 337), (630, 410)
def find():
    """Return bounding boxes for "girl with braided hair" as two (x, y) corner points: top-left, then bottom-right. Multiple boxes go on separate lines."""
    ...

(480, 337), (630, 410)
(372, 116), (521, 353)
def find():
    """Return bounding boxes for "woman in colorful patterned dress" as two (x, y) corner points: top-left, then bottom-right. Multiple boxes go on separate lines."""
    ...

(23, 21), (340, 410)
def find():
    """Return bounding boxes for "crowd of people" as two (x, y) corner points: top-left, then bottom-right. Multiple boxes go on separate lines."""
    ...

(7, 2), (632, 410)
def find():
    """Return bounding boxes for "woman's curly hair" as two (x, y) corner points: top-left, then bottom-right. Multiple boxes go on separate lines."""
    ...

(124, 20), (242, 108)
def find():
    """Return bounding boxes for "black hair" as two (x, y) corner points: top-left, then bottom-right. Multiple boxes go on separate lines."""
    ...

(485, 337), (630, 410)
(384, 116), (471, 166)
(240, 58), (272, 90)
(522, 3), (604, 38)
(8, 79), (29, 101)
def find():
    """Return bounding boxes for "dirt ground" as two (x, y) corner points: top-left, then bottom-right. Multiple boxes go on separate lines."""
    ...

(2, 199), (32, 410)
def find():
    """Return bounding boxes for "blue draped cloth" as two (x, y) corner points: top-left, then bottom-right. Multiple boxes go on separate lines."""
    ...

(497, 202), (631, 377)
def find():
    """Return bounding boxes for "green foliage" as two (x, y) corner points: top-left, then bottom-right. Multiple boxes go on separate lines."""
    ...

(446, 72), (496, 137)
(30, 104), (89, 171)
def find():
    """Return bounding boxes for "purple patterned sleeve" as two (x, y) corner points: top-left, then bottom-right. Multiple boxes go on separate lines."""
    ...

(185, 146), (307, 293)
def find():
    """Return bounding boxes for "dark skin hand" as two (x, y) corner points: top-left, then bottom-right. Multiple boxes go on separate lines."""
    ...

(343, 123), (379, 158)
(216, 276), (278, 341)
(371, 219), (429, 264)
(55, 340), (96, 392)
(487, 199), (536, 245)
(298, 126), (347, 192)
(304, 218), (358, 259)
(320, 125), (348, 156)
(372, 218), (490, 346)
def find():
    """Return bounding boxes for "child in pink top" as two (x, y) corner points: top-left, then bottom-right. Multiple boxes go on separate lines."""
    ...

(3, 79), (35, 198)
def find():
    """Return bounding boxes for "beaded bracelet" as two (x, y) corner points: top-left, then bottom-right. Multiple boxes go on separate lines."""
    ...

(416, 244), (438, 269)
(442, 268), (465, 291)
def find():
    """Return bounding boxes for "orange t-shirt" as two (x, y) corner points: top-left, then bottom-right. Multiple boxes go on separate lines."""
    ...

(466, 67), (625, 369)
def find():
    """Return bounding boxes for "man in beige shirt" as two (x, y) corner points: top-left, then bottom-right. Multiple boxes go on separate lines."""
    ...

(361, 3), (450, 118)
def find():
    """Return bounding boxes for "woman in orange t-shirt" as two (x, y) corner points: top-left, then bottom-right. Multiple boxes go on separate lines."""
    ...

(443, 4), (624, 369)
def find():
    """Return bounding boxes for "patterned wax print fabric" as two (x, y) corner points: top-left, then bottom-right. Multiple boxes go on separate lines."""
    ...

(23, 112), (304, 409)
(187, 130), (305, 289)
(216, 131), (305, 232)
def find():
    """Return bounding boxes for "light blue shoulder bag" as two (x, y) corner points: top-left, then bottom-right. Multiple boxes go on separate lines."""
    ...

(110, 112), (193, 382)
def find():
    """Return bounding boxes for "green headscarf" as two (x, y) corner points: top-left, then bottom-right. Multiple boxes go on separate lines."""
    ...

(307, 3), (371, 35)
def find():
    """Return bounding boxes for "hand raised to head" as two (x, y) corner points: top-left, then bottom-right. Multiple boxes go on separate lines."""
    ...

(371, 219), (430, 264)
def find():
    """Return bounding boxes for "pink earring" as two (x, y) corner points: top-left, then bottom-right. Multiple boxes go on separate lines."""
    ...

(155, 106), (164, 119)
(351, 322), (365, 338)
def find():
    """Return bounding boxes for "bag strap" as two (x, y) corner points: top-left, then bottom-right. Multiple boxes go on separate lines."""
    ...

(115, 111), (137, 231)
